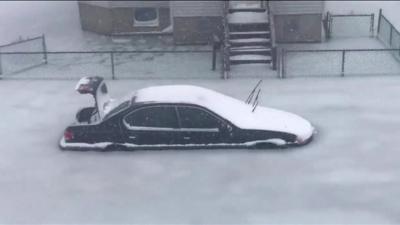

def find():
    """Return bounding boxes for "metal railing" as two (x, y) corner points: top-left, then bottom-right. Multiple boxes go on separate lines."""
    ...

(266, 0), (277, 70)
(377, 9), (400, 62)
(0, 35), (47, 75)
(0, 49), (219, 80)
(222, 0), (231, 79)
(280, 48), (400, 78)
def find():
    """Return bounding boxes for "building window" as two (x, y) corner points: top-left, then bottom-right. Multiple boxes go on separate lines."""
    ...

(134, 8), (159, 27)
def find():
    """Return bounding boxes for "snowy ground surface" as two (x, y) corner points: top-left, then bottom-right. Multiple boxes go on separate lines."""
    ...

(1, 77), (400, 223)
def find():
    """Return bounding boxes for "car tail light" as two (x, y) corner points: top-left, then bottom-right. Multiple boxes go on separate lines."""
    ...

(64, 129), (74, 141)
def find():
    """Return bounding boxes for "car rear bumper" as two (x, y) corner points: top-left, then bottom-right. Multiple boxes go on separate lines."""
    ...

(59, 137), (112, 151)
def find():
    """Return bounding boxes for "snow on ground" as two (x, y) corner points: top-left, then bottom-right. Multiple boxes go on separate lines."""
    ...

(1, 77), (400, 223)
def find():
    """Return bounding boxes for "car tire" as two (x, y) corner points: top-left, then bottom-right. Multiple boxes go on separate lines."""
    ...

(104, 144), (129, 151)
(251, 142), (277, 150)
(251, 141), (289, 150)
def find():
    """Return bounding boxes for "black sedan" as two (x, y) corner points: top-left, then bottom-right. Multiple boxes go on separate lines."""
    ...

(60, 77), (314, 151)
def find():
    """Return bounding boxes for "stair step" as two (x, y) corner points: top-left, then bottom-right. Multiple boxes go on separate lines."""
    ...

(231, 54), (271, 60)
(230, 54), (272, 65)
(229, 31), (270, 35)
(227, 11), (269, 24)
(230, 38), (270, 43)
(229, 8), (266, 13)
(229, 31), (270, 39)
(230, 47), (271, 56)
(230, 45), (271, 50)
(229, 1), (264, 9)
(229, 38), (270, 47)
(229, 23), (269, 32)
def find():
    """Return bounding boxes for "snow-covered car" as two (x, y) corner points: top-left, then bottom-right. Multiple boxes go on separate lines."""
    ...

(59, 76), (314, 151)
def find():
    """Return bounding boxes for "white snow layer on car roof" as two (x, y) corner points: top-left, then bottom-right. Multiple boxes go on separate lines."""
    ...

(134, 85), (313, 139)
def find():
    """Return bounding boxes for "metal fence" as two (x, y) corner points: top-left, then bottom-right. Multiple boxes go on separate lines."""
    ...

(377, 9), (400, 62)
(0, 35), (47, 75)
(0, 50), (219, 80)
(325, 12), (375, 39)
(279, 48), (400, 78)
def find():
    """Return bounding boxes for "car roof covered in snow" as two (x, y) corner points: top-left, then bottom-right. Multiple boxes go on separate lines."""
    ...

(132, 85), (313, 139)
(134, 85), (233, 106)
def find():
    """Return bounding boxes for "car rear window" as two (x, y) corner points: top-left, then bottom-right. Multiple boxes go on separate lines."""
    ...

(103, 100), (130, 120)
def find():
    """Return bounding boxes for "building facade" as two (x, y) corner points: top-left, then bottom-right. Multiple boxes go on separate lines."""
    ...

(78, 1), (324, 44)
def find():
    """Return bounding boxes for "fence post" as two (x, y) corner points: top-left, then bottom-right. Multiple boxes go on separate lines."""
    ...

(110, 52), (115, 80)
(341, 50), (346, 77)
(377, 9), (382, 34)
(280, 48), (286, 79)
(389, 23), (393, 46)
(41, 34), (48, 64)
(0, 52), (2, 76)
(212, 34), (220, 71)
(272, 46), (277, 70)
(212, 45), (217, 71)
(328, 12), (333, 39)
(324, 11), (331, 40)
(370, 13), (375, 37)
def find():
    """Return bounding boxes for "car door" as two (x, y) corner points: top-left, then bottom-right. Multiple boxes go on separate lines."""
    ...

(176, 105), (229, 145)
(122, 105), (181, 145)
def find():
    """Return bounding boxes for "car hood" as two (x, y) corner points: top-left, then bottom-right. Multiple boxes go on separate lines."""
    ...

(233, 106), (314, 140)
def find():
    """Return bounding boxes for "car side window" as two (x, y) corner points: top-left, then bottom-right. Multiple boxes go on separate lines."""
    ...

(124, 106), (178, 129)
(177, 106), (221, 129)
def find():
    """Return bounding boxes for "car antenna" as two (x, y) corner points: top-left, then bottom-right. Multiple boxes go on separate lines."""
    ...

(245, 79), (262, 104)
(252, 89), (261, 112)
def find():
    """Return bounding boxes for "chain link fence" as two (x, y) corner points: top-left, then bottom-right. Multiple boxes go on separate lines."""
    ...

(278, 9), (400, 78)
(0, 35), (47, 75)
(377, 10), (400, 61)
(0, 50), (220, 80)
(279, 48), (400, 78)
(325, 12), (375, 38)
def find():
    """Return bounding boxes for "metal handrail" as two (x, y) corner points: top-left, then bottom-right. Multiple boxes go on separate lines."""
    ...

(222, 0), (230, 79)
(0, 35), (44, 49)
(266, 1), (277, 70)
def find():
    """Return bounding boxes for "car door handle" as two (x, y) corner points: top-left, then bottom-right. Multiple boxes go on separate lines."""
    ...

(129, 136), (137, 139)
(183, 136), (191, 140)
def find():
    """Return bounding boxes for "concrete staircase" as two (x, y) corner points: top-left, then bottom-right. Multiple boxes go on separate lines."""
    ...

(225, 2), (272, 66)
